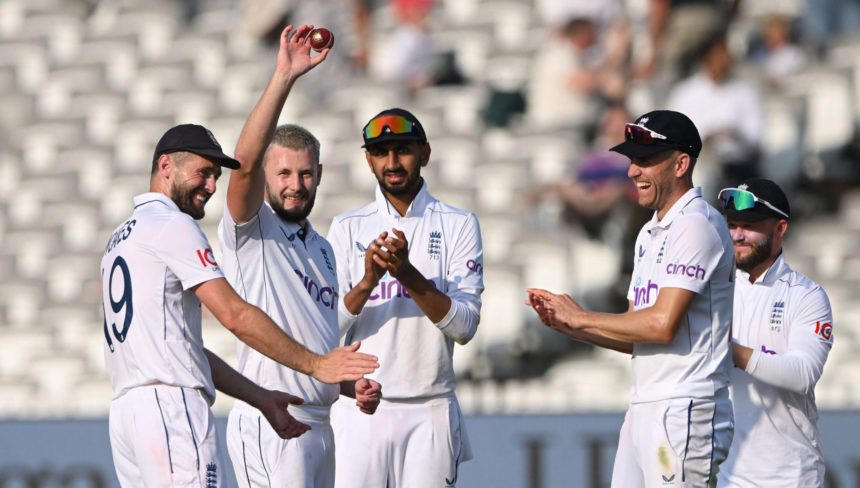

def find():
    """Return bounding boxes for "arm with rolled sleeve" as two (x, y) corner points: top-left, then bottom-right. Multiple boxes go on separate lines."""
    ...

(744, 287), (833, 395)
(435, 213), (483, 344)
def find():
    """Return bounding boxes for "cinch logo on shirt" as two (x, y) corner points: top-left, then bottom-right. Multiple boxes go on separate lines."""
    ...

(369, 278), (439, 301)
(292, 269), (337, 309)
(467, 259), (483, 275)
(633, 278), (659, 306)
(761, 344), (777, 355)
(665, 262), (705, 280)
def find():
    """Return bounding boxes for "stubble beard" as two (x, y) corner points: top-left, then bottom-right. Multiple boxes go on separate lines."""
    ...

(266, 182), (315, 223)
(735, 233), (773, 272)
(170, 181), (205, 220)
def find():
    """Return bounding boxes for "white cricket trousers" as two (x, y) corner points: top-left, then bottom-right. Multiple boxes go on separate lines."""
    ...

(226, 402), (334, 488)
(331, 394), (472, 488)
(611, 388), (734, 488)
(109, 385), (223, 487)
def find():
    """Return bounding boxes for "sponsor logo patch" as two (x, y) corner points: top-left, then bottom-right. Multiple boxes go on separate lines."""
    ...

(633, 276), (659, 306)
(814, 321), (833, 342)
(665, 261), (705, 280)
(196, 248), (218, 269)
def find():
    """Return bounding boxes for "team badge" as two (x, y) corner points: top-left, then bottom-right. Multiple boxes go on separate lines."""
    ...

(427, 230), (442, 259)
(206, 462), (217, 488)
(428, 231), (441, 259)
(769, 301), (784, 331)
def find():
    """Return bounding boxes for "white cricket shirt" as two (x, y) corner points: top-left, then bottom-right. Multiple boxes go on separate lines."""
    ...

(327, 182), (484, 400)
(101, 193), (223, 402)
(218, 202), (340, 408)
(627, 187), (735, 403)
(720, 254), (833, 487)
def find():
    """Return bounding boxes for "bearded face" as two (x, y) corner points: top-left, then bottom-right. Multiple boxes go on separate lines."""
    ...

(734, 230), (773, 272)
(727, 217), (782, 274)
(266, 179), (317, 223)
(263, 145), (320, 225)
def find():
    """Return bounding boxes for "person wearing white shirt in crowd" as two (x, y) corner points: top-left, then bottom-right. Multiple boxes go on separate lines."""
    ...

(716, 178), (834, 488)
(327, 108), (484, 488)
(528, 110), (735, 487)
(215, 24), (382, 488)
(102, 119), (378, 487)
(668, 31), (764, 199)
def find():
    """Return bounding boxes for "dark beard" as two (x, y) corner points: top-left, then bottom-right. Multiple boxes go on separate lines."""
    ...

(377, 171), (421, 196)
(170, 181), (204, 220)
(267, 184), (316, 223)
(736, 234), (773, 272)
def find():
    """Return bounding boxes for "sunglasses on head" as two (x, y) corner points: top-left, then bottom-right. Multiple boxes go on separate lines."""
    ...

(718, 188), (789, 219)
(624, 123), (672, 145)
(363, 114), (415, 140)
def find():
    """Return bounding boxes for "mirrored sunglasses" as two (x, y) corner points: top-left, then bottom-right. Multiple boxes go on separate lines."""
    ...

(363, 114), (414, 140)
(718, 188), (789, 219)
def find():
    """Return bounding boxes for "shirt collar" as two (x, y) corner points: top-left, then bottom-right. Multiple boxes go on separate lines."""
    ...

(133, 192), (180, 212)
(648, 187), (702, 230)
(263, 201), (316, 240)
(738, 252), (789, 286)
(374, 179), (434, 218)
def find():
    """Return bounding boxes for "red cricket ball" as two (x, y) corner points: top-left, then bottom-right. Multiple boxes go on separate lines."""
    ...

(309, 28), (334, 52)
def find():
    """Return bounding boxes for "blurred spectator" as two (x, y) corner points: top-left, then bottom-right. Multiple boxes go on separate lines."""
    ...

(801, 0), (860, 55)
(527, 16), (630, 129)
(370, 0), (436, 93)
(755, 15), (807, 90)
(524, 103), (645, 247)
(637, 0), (736, 88)
(241, 0), (293, 45)
(668, 31), (763, 201)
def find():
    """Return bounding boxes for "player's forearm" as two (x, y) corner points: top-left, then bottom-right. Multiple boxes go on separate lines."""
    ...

(227, 303), (321, 378)
(396, 264), (451, 323)
(234, 71), (295, 170)
(732, 342), (753, 370)
(745, 348), (824, 395)
(343, 279), (376, 315)
(204, 348), (268, 408)
(228, 72), (295, 223)
(568, 327), (634, 354)
(578, 307), (676, 344)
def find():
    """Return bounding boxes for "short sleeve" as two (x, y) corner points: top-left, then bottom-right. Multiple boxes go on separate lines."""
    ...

(326, 217), (353, 298)
(660, 214), (726, 293)
(218, 200), (262, 252)
(627, 227), (650, 302)
(154, 215), (224, 290)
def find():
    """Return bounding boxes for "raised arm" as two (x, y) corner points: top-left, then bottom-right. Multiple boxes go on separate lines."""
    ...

(227, 24), (329, 224)
(194, 277), (377, 383)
